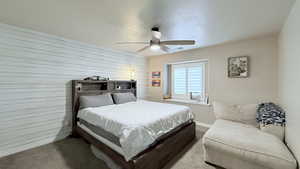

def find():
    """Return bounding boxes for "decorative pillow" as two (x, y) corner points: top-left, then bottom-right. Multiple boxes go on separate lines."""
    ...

(80, 93), (114, 109)
(112, 92), (137, 104)
(238, 104), (258, 127)
(256, 102), (286, 140)
(213, 101), (242, 123)
(213, 101), (258, 127)
(256, 103), (286, 126)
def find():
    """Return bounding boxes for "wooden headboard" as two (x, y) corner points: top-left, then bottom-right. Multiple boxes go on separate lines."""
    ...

(71, 80), (137, 133)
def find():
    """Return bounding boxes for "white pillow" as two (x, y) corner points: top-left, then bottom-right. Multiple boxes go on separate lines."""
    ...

(213, 101), (258, 127)
(238, 104), (258, 127)
(112, 92), (137, 104)
(80, 93), (114, 109)
(213, 101), (242, 122)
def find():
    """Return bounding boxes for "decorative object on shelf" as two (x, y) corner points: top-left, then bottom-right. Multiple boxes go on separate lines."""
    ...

(190, 92), (202, 101)
(163, 94), (171, 99)
(152, 80), (161, 87)
(116, 85), (121, 90)
(84, 76), (109, 81)
(228, 56), (249, 78)
(189, 92), (209, 104)
(152, 71), (161, 78)
(75, 83), (82, 91)
(129, 67), (136, 81)
(204, 95), (209, 104)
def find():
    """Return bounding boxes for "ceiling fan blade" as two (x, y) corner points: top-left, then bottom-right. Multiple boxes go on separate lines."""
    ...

(160, 40), (195, 45)
(116, 42), (149, 45)
(160, 45), (170, 53)
(137, 46), (150, 53)
(152, 31), (162, 40)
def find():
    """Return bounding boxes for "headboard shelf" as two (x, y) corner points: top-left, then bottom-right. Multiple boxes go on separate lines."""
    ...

(72, 80), (137, 133)
(77, 90), (108, 94)
(74, 80), (109, 83)
(114, 89), (135, 91)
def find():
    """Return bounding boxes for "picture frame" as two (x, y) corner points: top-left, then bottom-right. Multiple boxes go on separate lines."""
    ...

(228, 56), (249, 78)
(152, 71), (161, 79)
(152, 80), (161, 87)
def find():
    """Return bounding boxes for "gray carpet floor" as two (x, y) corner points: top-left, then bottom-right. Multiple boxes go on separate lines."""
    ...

(0, 129), (219, 169)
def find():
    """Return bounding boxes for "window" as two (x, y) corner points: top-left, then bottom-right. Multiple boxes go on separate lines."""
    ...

(171, 61), (207, 101)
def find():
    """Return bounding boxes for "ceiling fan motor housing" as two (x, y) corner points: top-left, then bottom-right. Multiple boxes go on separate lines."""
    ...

(151, 27), (159, 32)
(151, 27), (161, 43)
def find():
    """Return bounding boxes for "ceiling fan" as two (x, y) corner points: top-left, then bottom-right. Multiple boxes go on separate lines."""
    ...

(117, 27), (196, 53)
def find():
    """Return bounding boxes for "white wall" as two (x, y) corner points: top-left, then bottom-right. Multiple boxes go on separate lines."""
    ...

(147, 36), (278, 125)
(0, 23), (147, 157)
(278, 0), (300, 163)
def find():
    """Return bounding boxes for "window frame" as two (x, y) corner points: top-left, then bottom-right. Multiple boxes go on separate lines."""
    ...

(171, 60), (207, 101)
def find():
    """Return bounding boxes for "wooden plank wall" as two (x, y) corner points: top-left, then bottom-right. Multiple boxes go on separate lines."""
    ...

(0, 23), (147, 157)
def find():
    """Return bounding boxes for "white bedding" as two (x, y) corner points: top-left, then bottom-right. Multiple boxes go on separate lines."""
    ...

(77, 100), (193, 161)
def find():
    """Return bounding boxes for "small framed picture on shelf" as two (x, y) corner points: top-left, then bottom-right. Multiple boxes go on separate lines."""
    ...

(152, 80), (161, 87)
(152, 71), (161, 79)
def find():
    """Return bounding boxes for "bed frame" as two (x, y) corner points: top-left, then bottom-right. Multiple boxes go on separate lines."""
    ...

(72, 80), (196, 169)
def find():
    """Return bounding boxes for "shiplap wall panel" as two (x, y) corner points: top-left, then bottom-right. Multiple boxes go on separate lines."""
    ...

(0, 23), (147, 157)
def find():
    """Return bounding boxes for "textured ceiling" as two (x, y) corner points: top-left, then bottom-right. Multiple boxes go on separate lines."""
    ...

(0, 0), (296, 56)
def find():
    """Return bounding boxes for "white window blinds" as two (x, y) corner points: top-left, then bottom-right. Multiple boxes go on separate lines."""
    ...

(188, 66), (203, 93)
(172, 61), (206, 100)
(173, 67), (186, 94)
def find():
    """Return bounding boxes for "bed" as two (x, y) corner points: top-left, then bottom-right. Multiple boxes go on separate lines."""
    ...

(72, 80), (196, 169)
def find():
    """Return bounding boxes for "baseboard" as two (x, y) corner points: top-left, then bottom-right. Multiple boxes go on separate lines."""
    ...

(195, 122), (211, 132)
(0, 127), (71, 158)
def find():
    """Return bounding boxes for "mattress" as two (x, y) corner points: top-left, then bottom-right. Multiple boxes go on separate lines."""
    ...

(78, 122), (124, 155)
(79, 119), (121, 146)
(77, 100), (193, 161)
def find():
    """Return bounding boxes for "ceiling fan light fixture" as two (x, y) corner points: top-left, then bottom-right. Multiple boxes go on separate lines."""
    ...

(119, 26), (195, 53)
(150, 44), (160, 51)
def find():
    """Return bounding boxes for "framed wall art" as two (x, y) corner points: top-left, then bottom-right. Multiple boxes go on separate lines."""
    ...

(152, 80), (161, 87)
(228, 56), (249, 78)
(152, 71), (161, 79)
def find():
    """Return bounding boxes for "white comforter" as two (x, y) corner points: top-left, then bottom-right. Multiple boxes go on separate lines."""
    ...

(77, 100), (193, 161)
